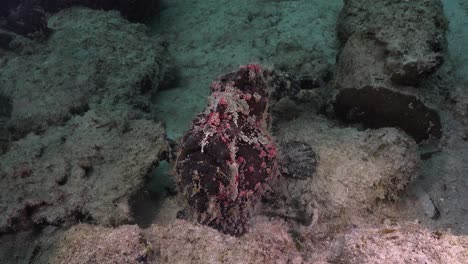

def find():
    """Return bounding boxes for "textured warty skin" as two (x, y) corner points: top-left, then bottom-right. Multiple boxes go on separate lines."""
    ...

(176, 64), (279, 236)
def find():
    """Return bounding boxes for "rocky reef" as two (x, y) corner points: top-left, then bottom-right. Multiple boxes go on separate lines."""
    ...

(0, 7), (172, 263)
(1, 0), (468, 263)
(1, 8), (173, 141)
(0, 110), (169, 234)
(0, 0), (158, 48)
(337, 0), (447, 86)
(39, 220), (468, 264)
(268, 115), (420, 221)
(333, 0), (447, 142)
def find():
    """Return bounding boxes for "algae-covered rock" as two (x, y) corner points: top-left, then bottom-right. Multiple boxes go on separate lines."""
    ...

(0, 8), (173, 139)
(272, 115), (420, 219)
(328, 224), (468, 263)
(337, 0), (447, 86)
(333, 0), (446, 143)
(0, 110), (169, 234)
(49, 224), (151, 264)
(333, 33), (442, 142)
(150, 219), (303, 264)
(40, 0), (158, 22)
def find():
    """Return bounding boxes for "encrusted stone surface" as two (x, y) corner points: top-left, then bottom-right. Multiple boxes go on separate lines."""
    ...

(271, 115), (420, 219)
(150, 219), (303, 264)
(0, 8), (172, 139)
(279, 141), (317, 180)
(333, 34), (442, 142)
(316, 224), (468, 263)
(48, 224), (151, 264)
(0, 110), (169, 234)
(337, 0), (447, 86)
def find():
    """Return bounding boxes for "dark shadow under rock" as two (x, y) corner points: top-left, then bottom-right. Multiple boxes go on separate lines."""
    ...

(4, 1), (51, 38)
(0, 94), (12, 155)
(39, 0), (158, 22)
(129, 161), (176, 228)
(333, 86), (442, 142)
(0, 32), (14, 50)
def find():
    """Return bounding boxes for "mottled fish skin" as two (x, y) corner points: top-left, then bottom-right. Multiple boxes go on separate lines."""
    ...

(280, 141), (317, 180)
(175, 64), (279, 236)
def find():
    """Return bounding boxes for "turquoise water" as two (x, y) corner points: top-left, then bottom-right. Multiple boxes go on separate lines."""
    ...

(150, 0), (342, 140)
(1, 0), (468, 263)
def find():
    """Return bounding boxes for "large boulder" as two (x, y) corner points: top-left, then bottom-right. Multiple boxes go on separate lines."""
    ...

(40, 0), (158, 22)
(337, 0), (447, 86)
(333, 31), (442, 142)
(150, 219), (303, 264)
(269, 115), (420, 220)
(0, 8), (173, 139)
(0, 110), (169, 234)
(48, 225), (151, 264)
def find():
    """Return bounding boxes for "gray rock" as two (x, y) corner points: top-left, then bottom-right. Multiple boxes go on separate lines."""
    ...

(0, 8), (173, 139)
(333, 34), (442, 142)
(270, 115), (420, 219)
(0, 110), (169, 234)
(337, 0), (447, 86)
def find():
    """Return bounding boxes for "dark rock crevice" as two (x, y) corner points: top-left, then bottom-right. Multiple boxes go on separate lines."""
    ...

(333, 87), (442, 142)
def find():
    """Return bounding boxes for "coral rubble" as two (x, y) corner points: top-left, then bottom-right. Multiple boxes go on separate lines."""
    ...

(33, 220), (468, 264)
